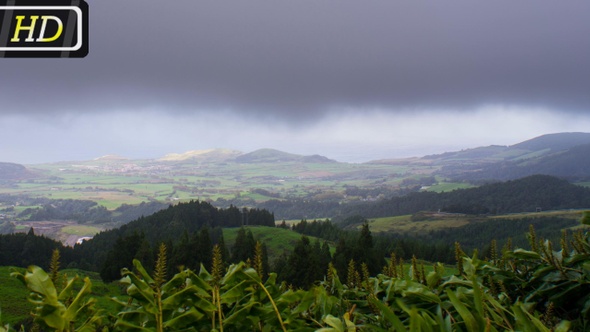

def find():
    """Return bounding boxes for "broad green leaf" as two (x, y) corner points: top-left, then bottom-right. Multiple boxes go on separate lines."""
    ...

(161, 285), (213, 312)
(317, 315), (344, 332)
(471, 276), (484, 318)
(221, 280), (250, 304)
(547, 282), (582, 306)
(463, 257), (476, 277)
(367, 296), (405, 331)
(426, 270), (442, 289)
(163, 307), (204, 330)
(57, 276), (78, 302)
(441, 275), (473, 288)
(18, 266), (59, 305)
(35, 305), (66, 330)
(222, 262), (247, 285)
(185, 270), (212, 292)
(242, 267), (263, 284)
(566, 253), (590, 267)
(512, 303), (550, 332)
(343, 312), (356, 332)
(408, 307), (422, 332)
(132, 259), (155, 285)
(223, 301), (258, 326)
(554, 320), (572, 332)
(63, 277), (93, 324)
(446, 289), (480, 332)
(530, 265), (559, 283)
(114, 318), (154, 331)
(404, 285), (441, 304)
(510, 249), (542, 260)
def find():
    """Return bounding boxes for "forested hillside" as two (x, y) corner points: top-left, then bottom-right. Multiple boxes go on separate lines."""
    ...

(71, 201), (275, 277)
(10, 198), (168, 226)
(259, 175), (590, 220)
(338, 175), (590, 219)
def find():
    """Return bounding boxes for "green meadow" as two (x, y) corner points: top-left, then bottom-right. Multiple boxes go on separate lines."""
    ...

(2, 159), (438, 211)
(223, 226), (333, 264)
(367, 215), (470, 234)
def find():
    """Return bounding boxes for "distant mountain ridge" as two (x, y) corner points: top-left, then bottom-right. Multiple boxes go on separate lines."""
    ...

(159, 149), (243, 162)
(235, 148), (336, 164)
(0, 162), (36, 180)
(16, 131), (590, 183)
(425, 132), (590, 181)
(510, 132), (590, 151)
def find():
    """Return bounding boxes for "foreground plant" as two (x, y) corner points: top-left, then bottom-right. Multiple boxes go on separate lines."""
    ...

(11, 266), (102, 332)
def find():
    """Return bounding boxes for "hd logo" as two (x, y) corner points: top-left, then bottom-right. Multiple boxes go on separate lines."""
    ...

(0, 0), (88, 57)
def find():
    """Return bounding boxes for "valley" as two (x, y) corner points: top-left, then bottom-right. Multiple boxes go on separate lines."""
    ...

(2, 133), (590, 331)
(2, 133), (590, 246)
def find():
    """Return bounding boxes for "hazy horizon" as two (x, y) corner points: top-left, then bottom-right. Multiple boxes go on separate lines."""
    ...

(7, 130), (586, 166)
(2, 1), (589, 164)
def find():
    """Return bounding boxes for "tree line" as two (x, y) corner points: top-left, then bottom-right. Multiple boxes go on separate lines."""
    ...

(250, 175), (590, 220)
(0, 198), (583, 291)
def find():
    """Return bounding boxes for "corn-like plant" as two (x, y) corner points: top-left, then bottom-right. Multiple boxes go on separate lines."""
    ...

(11, 266), (102, 332)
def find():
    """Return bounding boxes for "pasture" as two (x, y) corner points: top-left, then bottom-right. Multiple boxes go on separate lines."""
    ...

(1, 158), (439, 211)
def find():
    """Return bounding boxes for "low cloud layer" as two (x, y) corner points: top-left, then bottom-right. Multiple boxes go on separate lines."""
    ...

(1, 1), (589, 163)
(2, 107), (589, 164)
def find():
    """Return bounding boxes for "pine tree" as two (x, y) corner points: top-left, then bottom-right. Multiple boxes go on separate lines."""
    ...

(284, 236), (317, 288)
(231, 227), (246, 263)
(196, 227), (213, 269)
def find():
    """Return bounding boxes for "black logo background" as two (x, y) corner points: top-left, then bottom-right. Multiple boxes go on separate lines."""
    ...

(0, 0), (88, 58)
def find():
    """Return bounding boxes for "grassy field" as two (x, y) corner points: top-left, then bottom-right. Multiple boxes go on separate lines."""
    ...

(364, 209), (587, 235)
(61, 225), (102, 236)
(0, 266), (31, 326)
(0, 158), (439, 211)
(489, 209), (586, 221)
(223, 226), (332, 264)
(426, 182), (475, 193)
(367, 214), (471, 234)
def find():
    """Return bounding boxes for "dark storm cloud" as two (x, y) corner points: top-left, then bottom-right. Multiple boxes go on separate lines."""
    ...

(1, 0), (589, 120)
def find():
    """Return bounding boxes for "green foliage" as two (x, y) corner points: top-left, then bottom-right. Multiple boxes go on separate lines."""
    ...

(9, 213), (590, 331)
(109, 219), (590, 331)
(11, 266), (102, 331)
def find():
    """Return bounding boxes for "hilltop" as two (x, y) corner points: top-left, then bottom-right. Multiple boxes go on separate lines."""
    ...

(429, 133), (590, 181)
(159, 149), (242, 162)
(362, 133), (590, 182)
(0, 162), (37, 180)
(235, 148), (336, 163)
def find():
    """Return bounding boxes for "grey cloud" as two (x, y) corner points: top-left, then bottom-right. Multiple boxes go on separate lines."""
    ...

(1, 0), (589, 120)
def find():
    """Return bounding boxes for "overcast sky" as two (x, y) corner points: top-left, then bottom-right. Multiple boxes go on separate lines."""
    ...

(2, 0), (590, 164)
